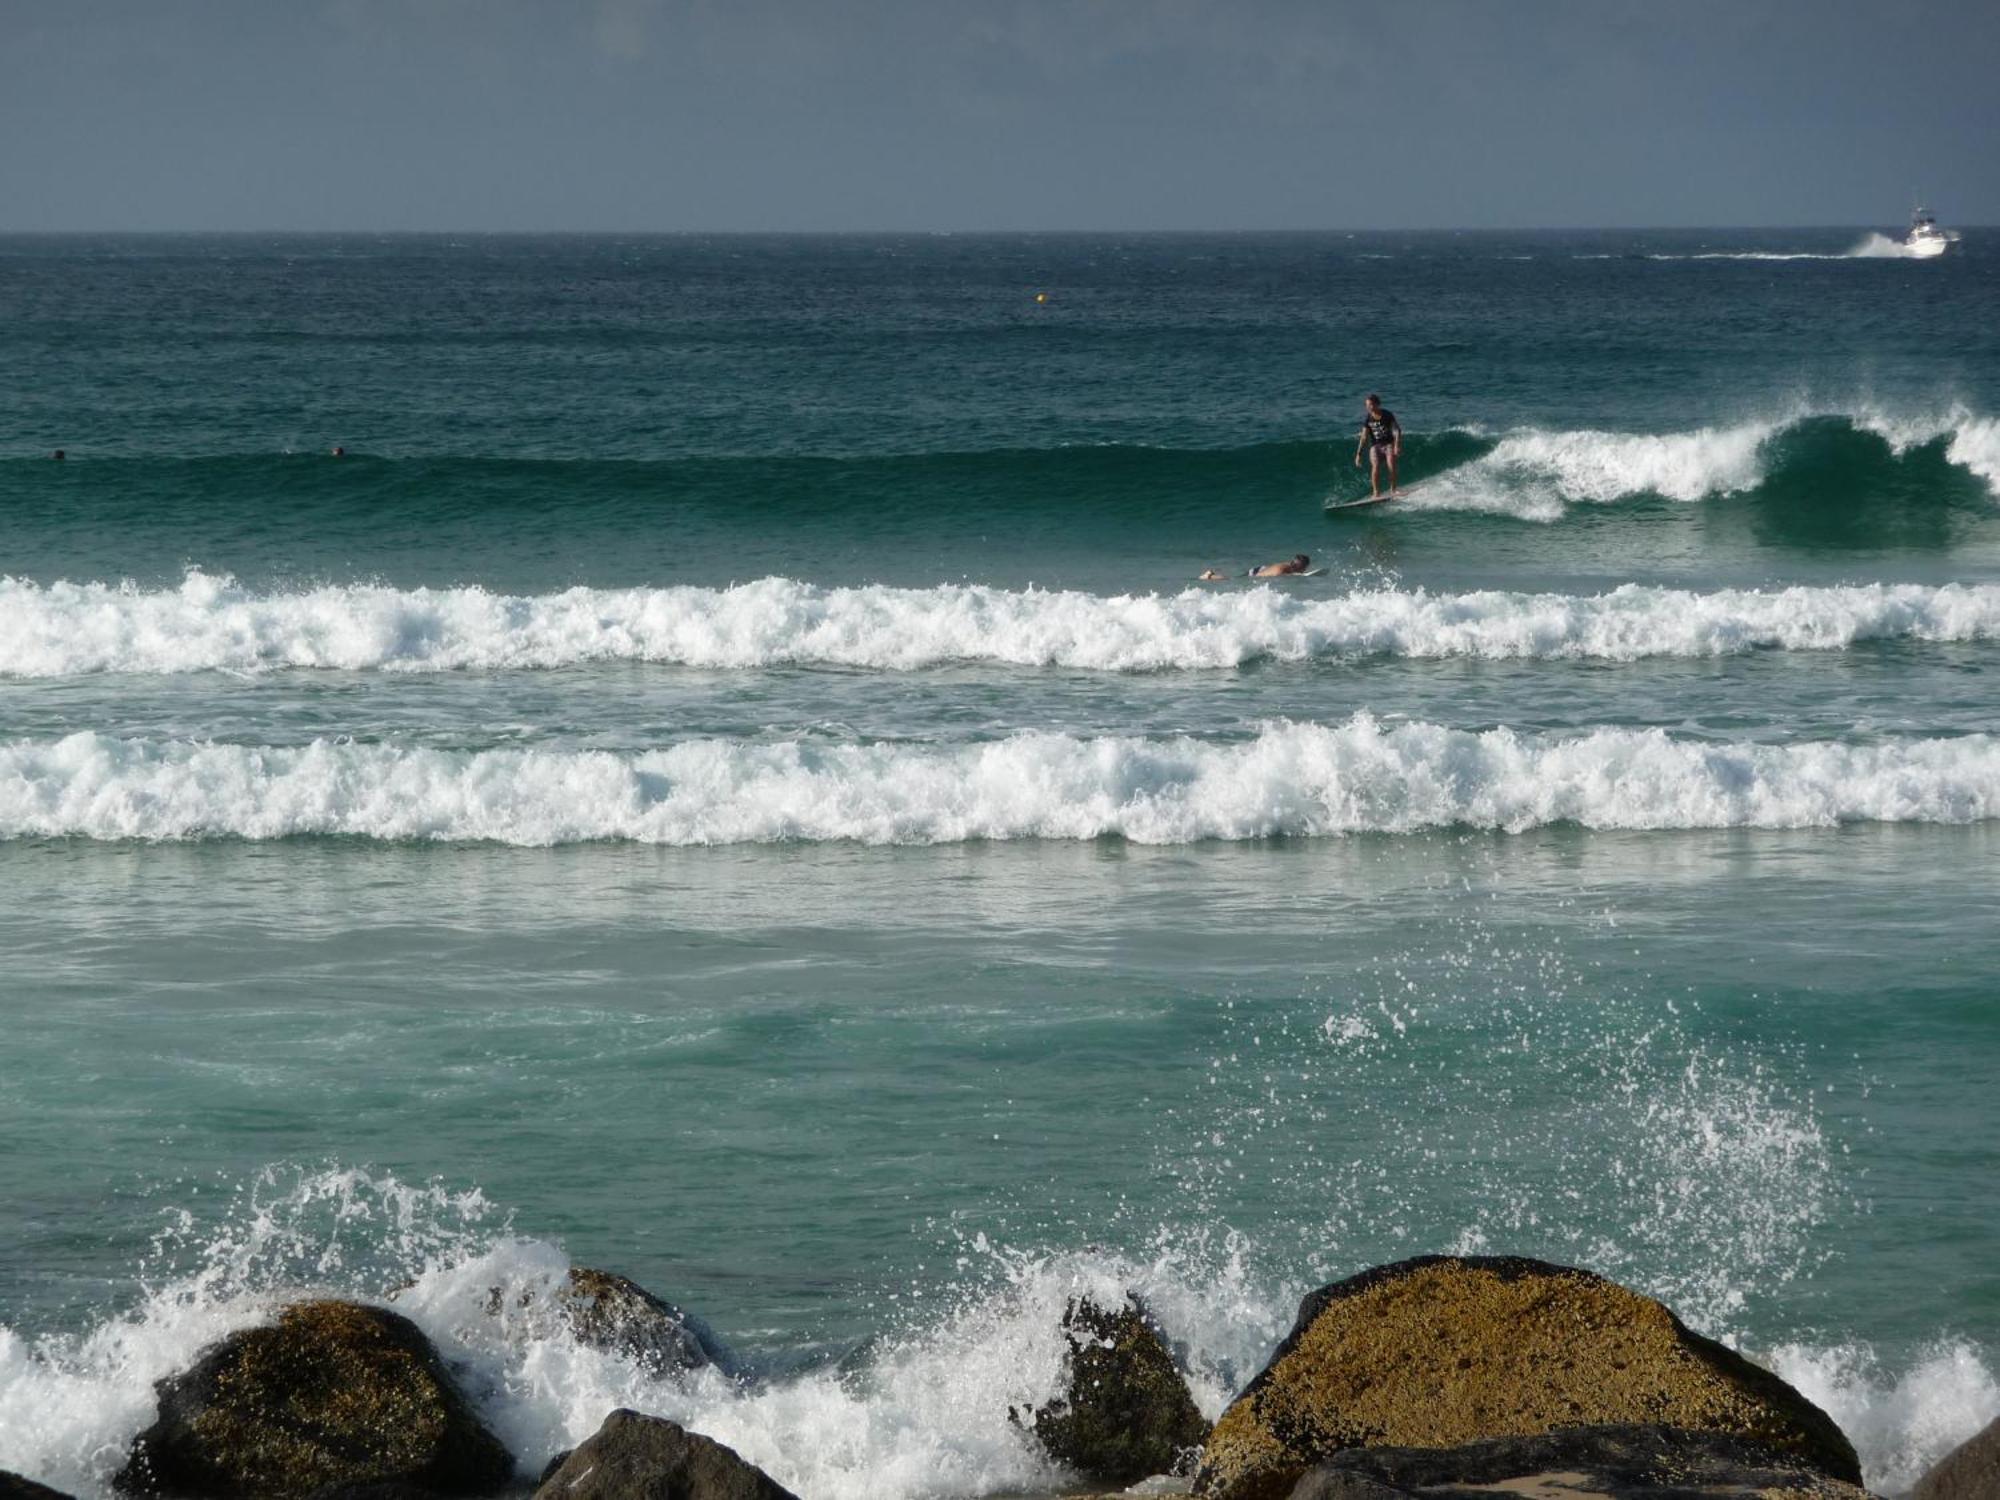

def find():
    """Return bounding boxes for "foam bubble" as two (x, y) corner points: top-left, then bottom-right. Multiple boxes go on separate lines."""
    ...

(5, 719), (1999, 846)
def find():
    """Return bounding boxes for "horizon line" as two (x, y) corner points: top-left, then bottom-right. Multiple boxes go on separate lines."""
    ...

(0, 223), (1973, 238)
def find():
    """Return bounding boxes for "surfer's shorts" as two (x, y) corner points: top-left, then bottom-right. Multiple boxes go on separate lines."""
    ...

(1369, 440), (1395, 457)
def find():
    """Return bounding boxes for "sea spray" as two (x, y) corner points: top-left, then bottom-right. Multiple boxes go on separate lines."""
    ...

(1159, 918), (1841, 1338)
(1, 959), (1988, 1500)
(10, 573), (2000, 676)
(1771, 1339), (2000, 1495)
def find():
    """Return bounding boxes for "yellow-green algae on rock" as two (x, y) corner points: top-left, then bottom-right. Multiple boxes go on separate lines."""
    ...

(116, 1299), (512, 1498)
(1191, 1256), (1861, 1500)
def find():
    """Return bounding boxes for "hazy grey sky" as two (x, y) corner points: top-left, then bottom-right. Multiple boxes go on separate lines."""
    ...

(5, 0), (1996, 231)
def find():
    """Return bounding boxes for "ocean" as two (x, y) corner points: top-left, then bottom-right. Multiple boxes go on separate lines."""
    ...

(1, 228), (1997, 1498)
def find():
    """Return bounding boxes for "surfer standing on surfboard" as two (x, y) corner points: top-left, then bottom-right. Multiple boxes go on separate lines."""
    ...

(1354, 393), (1403, 499)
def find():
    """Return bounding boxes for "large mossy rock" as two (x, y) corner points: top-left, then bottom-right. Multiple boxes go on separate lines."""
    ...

(115, 1300), (514, 1498)
(557, 1267), (735, 1377)
(0, 1473), (76, 1500)
(1025, 1295), (1210, 1483)
(1912, 1413), (2000, 1500)
(1287, 1425), (1877, 1500)
(529, 1409), (797, 1500)
(1193, 1256), (1860, 1500)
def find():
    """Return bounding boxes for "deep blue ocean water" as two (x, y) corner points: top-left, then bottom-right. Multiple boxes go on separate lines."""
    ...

(2, 229), (1998, 1498)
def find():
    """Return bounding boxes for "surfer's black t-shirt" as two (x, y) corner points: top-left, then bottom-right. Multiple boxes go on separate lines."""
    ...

(1365, 408), (1398, 446)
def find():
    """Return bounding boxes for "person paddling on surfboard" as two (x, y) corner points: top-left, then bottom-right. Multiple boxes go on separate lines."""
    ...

(1198, 554), (1310, 580)
(1353, 393), (1403, 499)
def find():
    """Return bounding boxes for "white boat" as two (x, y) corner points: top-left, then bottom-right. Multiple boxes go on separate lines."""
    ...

(1904, 203), (1951, 258)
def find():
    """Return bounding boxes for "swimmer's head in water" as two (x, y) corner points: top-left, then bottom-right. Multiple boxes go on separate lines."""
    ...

(1294, 554), (1309, 569)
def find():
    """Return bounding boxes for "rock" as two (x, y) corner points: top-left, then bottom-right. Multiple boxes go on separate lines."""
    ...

(556, 1267), (736, 1378)
(1286, 1425), (1877, 1500)
(1193, 1256), (1861, 1500)
(0, 1473), (77, 1500)
(1912, 1413), (2000, 1500)
(529, 1409), (797, 1500)
(1022, 1295), (1210, 1483)
(115, 1299), (515, 1499)
(302, 1487), (448, 1500)
(536, 1450), (573, 1486)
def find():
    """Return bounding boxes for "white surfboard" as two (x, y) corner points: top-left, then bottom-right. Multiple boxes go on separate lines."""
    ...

(1325, 487), (1418, 512)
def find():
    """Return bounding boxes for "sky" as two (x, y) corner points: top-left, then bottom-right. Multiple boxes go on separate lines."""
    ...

(3, 0), (1997, 232)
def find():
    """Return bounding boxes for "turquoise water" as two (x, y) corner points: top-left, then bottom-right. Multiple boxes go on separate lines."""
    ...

(2, 230), (1998, 1498)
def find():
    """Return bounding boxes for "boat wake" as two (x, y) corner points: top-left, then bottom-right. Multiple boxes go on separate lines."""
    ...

(1640, 233), (1943, 262)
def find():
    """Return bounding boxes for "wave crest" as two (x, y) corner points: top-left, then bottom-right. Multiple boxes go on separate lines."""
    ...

(5, 720), (1999, 845)
(7, 574), (2000, 677)
(1398, 408), (1999, 518)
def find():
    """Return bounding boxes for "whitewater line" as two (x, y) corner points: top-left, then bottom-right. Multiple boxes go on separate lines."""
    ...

(5, 720), (1998, 844)
(6, 574), (2000, 677)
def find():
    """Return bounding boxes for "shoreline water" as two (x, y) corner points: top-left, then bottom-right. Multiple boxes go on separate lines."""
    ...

(4, 229), (1996, 1497)
(3, 1198), (1993, 1499)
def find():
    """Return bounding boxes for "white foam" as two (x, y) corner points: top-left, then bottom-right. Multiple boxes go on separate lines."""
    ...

(1852, 404), (2000, 499)
(1946, 416), (2000, 498)
(0, 1168), (505, 1498)
(1846, 232), (1929, 260)
(0, 1168), (1271, 1500)
(7, 573), (2000, 677)
(1771, 1339), (2000, 1495)
(2, 1165), (1993, 1500)
(1406, 406), (2000, 518)
(1641, 235), (1926, 261)
(1404, 420), (1782, 519)
(4, 719), (2000, 846)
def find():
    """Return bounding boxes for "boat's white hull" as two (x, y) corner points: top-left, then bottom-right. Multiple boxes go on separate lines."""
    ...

(1905, 235), (1948, 259)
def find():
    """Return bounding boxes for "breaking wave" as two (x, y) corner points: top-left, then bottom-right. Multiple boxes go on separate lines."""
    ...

(0, 1163), (1991, 1500)
(5, 719), (2000, 845)
(1388, 408), (1999, 520)
(11, 409), (1996, 538)
(7, 573), (2000, 676)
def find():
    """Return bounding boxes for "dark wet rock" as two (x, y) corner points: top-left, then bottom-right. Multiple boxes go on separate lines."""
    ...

(0, 1473), (77, 1500)
(1912, 1413), (2000, 1500)
(529, 1409), (797, 1500)
(556, 1267), (736, 1378)
(478, 1266), (733, 1379)
(536, 1450), (573, 1487)
(302, 1485), (449, 1500)
(1193, 1256), (1861, 1500)
(1286, 1425), (1877, 1500)
(114, 1299), (515, 1499)
(1020, 1295), (1210, 1483)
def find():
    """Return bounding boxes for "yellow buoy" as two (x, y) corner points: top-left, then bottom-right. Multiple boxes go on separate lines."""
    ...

(1034, 292), (1048, 303)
